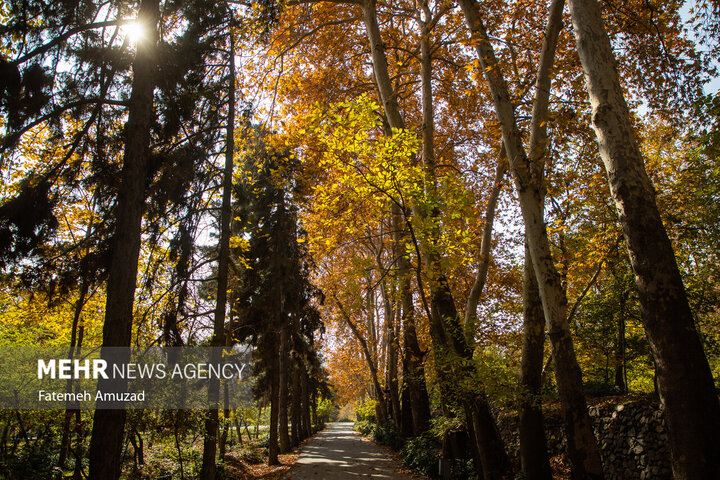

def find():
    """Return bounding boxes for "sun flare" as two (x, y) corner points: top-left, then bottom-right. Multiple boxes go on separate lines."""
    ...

(122, 21), (144, 43)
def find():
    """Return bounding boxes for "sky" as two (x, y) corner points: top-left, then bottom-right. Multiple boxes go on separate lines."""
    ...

(680, 0), (720, 94)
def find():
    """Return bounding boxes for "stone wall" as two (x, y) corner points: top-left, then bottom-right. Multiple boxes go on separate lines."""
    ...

(497, 398), (672, 479)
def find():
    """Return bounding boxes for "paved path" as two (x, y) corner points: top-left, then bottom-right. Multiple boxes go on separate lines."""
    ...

(284, 422), (418, 479)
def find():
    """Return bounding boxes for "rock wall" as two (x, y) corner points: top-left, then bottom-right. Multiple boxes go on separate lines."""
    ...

(498, 398), (672, 479)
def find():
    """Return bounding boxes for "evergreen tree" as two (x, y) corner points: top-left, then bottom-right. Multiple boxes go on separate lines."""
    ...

(232, 129), (325, 465)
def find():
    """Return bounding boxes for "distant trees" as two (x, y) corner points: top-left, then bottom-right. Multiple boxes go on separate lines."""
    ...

(231, 130), (327, 465)
(258, 0), (720, 478)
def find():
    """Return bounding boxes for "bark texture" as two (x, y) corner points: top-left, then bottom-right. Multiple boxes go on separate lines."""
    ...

(567, 0), (720, 477)
(200, 33), (235, 479)
(519, 243), (552, 480)
(87, 1), (159, 478)
(517, 1), (562, 478)
(394, 209), (431, 436)
(457, 0), (603, 478)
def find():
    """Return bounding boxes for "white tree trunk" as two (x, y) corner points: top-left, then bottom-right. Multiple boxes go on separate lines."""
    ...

(567, 0), (720, 477)
(457, 0), (603, 477)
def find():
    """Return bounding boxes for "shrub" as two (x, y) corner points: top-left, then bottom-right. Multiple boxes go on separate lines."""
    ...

(238, 447), (265, 464)
(451, 458), (477, 480)
(355, 399), (377, 422)
(372, 421), (404, 451)
(400, 436), (440, 477)
(0, 446), (57, 480)
(354, 419), (376, 437)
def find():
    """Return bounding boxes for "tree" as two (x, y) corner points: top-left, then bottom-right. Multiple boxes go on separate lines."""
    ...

(87, 1), (161, 478)
(199, 17), (237, 480)
(566, 0), (720, 477)
(457, 0), (604, 477)
(232, 129), (325, 465)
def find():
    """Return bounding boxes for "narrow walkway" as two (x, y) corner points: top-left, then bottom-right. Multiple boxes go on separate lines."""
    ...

(284, 422), (419, 479)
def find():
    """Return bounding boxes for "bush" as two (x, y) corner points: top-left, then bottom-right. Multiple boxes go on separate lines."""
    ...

(372, 421), (403, 451)
(584, 380), (622, 397)
(238, 447), (265, 464)
(451, 458), (477, 480)
(354, 419), (376, 437)
(0, 446), (57, 480)
(400, 436), (440, 477)
(355, 399), (377, 422)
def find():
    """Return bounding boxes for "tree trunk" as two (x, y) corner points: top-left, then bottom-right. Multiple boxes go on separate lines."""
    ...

(71, 409), (84, 480)
(365, 281), (389, 421)
(291, 355), (302, 445)
(278, 325), (292, 453)
(457, 0), (603, 478)
(361, 0), (404, 131)
(59, 278), (90, 470)
(464, 156), (506, 344)
(200, 31), (235, 480)
(268, 336), (281, 465)
(234, 415), (244, 445)
(129, 428), (144, 469)
(614, 288), (627, 393)
(464, 399), (510, 480)
(518, 1), (562, 478)
(566, 1), (720, 477)
(381, 279), (401, 427)
(395, 212), (431, 436)
(399, 373), (414, 437)
(255, 402), (263, 439)
(87, 1), (159, 478)
(519, 243), (553, 480)
(219, 383), (230, 458)
(300, 367), (312, 439)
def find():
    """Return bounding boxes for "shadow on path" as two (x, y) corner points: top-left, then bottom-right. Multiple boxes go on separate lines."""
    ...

(284, 422), (418, 479)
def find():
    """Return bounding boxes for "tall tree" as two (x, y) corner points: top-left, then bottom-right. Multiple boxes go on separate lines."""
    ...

(457, 0), (604, 477)
(566, 0), (720, 477)
(87, 1), (160, 478)
(517, 1), (564, 478)
(199, 23), (236, 480)
(361, 0), (511, 476)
